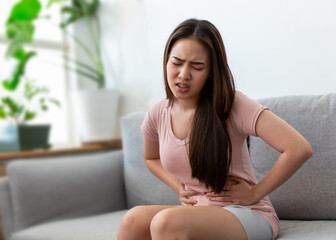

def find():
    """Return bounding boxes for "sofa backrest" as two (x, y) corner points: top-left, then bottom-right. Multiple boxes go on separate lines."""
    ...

(249, 93), (336, 220)
(6, 151), (126, 232)
(121, 93), (336, 220)
(121, 112), (179, 208)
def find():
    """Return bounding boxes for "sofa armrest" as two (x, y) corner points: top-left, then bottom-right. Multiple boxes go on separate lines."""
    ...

(7, 150), (126, 233)
(0, 177), (14, 240)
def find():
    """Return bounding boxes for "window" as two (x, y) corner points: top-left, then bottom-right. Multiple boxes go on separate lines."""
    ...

(0, 0), (74, 146)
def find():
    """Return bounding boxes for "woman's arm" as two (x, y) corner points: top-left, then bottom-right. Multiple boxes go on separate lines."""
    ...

(144, 136), (181, 194)
(207, 110), (313, 205)
(252, 109), (313, 202)
(144, 136), (198, 205)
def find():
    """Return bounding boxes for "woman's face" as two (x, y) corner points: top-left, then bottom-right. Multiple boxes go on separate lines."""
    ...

(166, 38), (211, 104)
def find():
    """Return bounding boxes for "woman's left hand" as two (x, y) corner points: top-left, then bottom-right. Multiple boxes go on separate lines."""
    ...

(206, 176), (259, 206)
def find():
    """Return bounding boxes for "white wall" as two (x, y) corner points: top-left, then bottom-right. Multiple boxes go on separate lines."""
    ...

(98, 0), (336, 137)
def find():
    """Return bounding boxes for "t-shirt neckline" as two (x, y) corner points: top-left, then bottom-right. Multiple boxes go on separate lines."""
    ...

(167, 104), (190, 145)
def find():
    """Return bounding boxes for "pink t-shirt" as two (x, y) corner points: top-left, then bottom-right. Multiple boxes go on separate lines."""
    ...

(141, 91), (279, 239)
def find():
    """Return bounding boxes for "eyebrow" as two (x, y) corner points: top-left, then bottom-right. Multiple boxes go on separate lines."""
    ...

(172, 56), (206, 65)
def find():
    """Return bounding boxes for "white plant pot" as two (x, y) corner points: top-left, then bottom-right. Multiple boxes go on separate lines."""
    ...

(74, 89), (119, 143)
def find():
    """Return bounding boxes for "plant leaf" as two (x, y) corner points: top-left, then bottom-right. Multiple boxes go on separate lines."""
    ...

(7, 0), (42, 23)
(24, 111), (36, 121)
(5, 0), (41, 57)
(0, 106), (6, 119)
(2, 50), (37, 91)
(47, 0), (68, 8)
(60, 0), (99, 28)
(12, 48), (26, 60)
(48, 98), (61, 107)
(41, 105), (48, 111)
(1, 97), (24, 116)
(25, 80), (50, 100)
(5, 22), (35, 57)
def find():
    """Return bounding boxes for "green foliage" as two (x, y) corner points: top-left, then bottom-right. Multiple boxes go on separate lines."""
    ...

(0, 106), (6, 119)
(60, 0), (99, 28)
(0, 79), (61, 124)
(3, 0), (41, 92)
(48, 0), (105, 88)
(2, 49), (37, 91)
(1, 0), (61, 124)
(6, 0), (41, 57)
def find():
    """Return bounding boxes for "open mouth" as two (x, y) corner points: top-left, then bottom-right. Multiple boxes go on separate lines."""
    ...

(176, 83), (189, 89)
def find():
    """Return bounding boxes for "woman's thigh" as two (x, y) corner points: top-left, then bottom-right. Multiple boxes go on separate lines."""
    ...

(150, 206), (247, 240)
(118, 205), (176, 240)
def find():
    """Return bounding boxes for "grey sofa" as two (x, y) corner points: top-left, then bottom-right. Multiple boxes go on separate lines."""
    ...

(0, 93), (335, 240)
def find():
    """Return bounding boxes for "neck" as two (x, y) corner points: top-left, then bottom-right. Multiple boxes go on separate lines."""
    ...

(173, 98), (198, 112)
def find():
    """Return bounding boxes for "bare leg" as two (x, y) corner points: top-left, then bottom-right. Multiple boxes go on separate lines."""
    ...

(150, 206), (247, 240)
(117, 205), (175, 240)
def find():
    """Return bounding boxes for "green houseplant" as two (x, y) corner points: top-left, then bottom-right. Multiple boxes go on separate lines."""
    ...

(0, 0), (61, 152)
(49, 0), (119, 144)
(49, 0), (106, 88)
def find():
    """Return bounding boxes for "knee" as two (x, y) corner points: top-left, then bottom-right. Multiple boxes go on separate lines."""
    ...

(150, 208), (186, 239)
(118, 206), (147, 239)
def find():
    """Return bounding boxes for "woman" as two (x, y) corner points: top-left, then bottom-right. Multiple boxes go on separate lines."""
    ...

(117, 18), (313, 240)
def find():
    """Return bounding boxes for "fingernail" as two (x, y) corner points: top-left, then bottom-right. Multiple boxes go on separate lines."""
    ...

(194, 200), (197, 204)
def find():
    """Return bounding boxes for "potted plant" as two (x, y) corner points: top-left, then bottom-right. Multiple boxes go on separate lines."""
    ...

(0, 0), (61, 152)
(0, 78), (61, 152)
(49, 0), (119, 144)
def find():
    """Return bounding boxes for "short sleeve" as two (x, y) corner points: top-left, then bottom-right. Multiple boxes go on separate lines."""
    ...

(141, 102), (160, 142)
(230, 91), (269, 137)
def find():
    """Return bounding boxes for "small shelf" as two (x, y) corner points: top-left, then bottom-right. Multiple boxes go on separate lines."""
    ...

(0, 139), (122, 161)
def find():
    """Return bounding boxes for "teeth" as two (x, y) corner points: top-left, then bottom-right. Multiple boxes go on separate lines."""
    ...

(177, 83), (189, 88)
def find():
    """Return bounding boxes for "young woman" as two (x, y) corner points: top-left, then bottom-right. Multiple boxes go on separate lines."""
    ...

(117, 18), (313, 240)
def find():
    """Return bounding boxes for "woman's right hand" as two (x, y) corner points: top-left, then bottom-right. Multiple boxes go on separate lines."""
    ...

(179, 183), (199, 206)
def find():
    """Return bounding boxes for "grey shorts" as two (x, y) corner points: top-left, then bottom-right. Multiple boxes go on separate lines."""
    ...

(224, 205), (273, 240)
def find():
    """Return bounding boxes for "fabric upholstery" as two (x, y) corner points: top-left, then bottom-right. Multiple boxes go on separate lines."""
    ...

(277, 220), (336, 239)
(0, 178), (14, 239)
(10, 210), (127, 240)
(7, 150), (126, 232)
(120, 112), (179, 208)
(249, 93), (336, 219)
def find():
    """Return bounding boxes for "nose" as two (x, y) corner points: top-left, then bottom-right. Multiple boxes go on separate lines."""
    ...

(178, 66), (191, 80)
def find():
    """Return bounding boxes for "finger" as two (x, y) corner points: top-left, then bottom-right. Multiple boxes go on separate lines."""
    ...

(180, 190), (199, 197)
(180, 197), (197, 205)
(180, 201), (196, 206)
(181, 202), (195, 207)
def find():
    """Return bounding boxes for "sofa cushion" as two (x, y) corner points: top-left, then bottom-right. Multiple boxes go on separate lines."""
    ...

(250, 93), (336, 219)
(277, 220), (336, 240)
(10, 210), (128, 240)
(7, 151), (126, 232)
(121, 112), (179, 208)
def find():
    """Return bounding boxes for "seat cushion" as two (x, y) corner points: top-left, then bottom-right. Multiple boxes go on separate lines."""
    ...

(250, 93), (336, 219)
(10, 212), (336, 240)
(277, 220), (336, 240)
(10, 210), (128, 240)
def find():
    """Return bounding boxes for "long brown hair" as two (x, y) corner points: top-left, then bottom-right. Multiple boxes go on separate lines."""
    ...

(163, 19), (235, 193)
